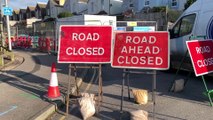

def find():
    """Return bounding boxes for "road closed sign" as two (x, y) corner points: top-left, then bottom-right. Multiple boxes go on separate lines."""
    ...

(111, 32), (169, 70)
(58, 25), (112, 63)
(186, 40), (213, 76)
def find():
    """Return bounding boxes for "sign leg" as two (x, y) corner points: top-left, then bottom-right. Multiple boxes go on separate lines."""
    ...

(66, 64), (72, 117)
(98, 64), (103, 113)
(202, 76), (213, 106)
(74, 64), (79, 95)
(152, 70), (157, 120)
(120, 69), (126, 118)
(126, 69), (131, 100)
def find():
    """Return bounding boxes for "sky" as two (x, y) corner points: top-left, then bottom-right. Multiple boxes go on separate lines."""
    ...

(2, 0), (48, 10)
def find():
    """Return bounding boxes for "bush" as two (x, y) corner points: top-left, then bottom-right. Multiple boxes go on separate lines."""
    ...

(57, 12), (73, 18)
(151, 6), (166, 12)
(168, 9), (182, 23)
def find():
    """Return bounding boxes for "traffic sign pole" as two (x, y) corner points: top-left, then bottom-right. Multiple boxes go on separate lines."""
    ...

(5, 0), (12, 51)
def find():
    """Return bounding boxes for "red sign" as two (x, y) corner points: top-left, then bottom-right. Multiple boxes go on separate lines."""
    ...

(111, 32), (169, 70)
(186, 40), (213, 76)
(58, 25), (112, 63)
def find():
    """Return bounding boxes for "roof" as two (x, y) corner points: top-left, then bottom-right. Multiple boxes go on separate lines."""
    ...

(20, 9), (27, 13)
(27, 6), (35, 11)
(13, 10), (20, 14)
(50, 0), (59, 6)
(37, 3), (47, 8)
(50, 0), (62, 6)
(80, 0), (88, 3)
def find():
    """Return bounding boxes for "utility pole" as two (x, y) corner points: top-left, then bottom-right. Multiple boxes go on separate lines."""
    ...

(0, 1), (4, 48)
(5, 0), (12, 51)
(109, 0), (111, 15)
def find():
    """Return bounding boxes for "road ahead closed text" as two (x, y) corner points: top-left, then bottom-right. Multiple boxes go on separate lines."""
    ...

(58, 26), (112, 63)
(112, 32), (169, 69)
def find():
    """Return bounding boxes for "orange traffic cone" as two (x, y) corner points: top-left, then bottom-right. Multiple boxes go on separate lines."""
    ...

(44, 63), (63, 101)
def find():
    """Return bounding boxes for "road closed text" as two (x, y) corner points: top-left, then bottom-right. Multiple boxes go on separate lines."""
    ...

(195, 46), (213, 68)
(186, 40), (213, 76)
(65, 33), (105, 56)
(66, 47), (104, 56)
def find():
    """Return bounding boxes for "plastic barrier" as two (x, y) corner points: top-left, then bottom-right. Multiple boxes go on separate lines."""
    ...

(26, 36), (32, 48)
(46, 37), (51, 53)
(32, 36), (39, 48)
(38, 37), (43, 51)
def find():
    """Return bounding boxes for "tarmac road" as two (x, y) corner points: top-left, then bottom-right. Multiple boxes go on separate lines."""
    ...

(68, 64), (213, 120)
(1, 50), (213, 120)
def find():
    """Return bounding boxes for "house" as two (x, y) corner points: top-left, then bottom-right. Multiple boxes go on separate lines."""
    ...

(63, 0), (88, 14)
(26, 6), (36, 19)
(55, 0), (66, 5)
(46, 0), (65, 18)
(122, 0), (187, 13)
(12, 10), (20, 21)
(87, 0), (123, 15)
(19, 9), (27, 21)
(168, 0), (187, 10)
(35, 3), (47, 19)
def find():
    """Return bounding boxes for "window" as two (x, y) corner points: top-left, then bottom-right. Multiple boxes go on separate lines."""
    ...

(101, 0), (104, 5)
(101, 0), (104, 10)
(73, 3), (76, 12)
(130, 0), (133, 7)
(171, 14), (196, 38)
(39, 10), (41, 18)
(171, 0), (177, 7)
(47, 9), (50, 16)
(145, 0), (150, 6)
(91, 2), (94, 12)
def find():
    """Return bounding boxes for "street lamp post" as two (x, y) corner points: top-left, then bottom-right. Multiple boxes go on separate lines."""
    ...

(0, 6), (3, 47)
(5, 0), (12, 51)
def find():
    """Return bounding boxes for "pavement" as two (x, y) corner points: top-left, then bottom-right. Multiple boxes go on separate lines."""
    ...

(0, 50), (87, 120)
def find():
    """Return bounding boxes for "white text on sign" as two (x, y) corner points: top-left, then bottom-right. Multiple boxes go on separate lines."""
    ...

(196, 46), (213, 68)
(72, 33), (99, 41)
(117, 35), (163, 65)
(66, 33), (104, 56)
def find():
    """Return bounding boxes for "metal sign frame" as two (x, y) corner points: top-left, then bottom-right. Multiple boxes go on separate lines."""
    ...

(169, 36), (213, 107)
(119, 69), (157, 119)
(66, 64), (103, 117)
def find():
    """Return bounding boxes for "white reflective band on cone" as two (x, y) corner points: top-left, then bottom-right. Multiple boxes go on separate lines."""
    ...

(49, 72), (58, 86)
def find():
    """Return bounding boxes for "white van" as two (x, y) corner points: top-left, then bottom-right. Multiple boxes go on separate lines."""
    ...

(169, 0), (213, 71)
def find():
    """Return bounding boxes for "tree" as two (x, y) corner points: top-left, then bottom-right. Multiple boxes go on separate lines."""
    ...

(57, 12), (73, 18)
(184, 0), (197, 10)
(168, 9), (182, 23)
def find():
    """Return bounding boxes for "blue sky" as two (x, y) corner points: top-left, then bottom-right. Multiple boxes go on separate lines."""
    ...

(6, 0), (48, 10)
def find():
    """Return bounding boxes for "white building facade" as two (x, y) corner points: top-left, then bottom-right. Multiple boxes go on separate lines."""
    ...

(122, 0), (187, 13)
(87, 0), (123, 15)
(63, 0), (88, 14)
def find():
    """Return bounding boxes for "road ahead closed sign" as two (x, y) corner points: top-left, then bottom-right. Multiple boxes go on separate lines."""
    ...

(58, 25), (112, 63)
(186, 40), (213, 76)
(112, 32), (169, 70)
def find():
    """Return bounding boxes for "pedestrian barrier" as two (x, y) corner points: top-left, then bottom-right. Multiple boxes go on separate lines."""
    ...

(45, 37), (51, 53)
(31, 36), (39, 48)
